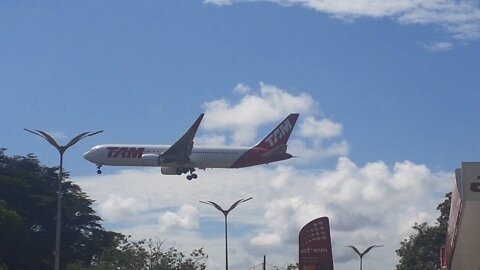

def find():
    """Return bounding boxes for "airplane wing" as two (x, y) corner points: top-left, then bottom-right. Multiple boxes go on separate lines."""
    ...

(160, 113), (204, 165)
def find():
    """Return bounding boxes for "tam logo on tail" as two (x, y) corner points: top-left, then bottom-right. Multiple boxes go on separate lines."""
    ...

(255, 113), (299, 150)
(264, 118), (293, 147)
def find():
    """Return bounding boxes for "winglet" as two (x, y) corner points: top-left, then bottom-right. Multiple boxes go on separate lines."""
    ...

(185, 113), (204, 140)
(254, 113), (299, 150)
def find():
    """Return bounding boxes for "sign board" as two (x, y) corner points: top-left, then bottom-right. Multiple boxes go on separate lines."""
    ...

(299, 217), (334, 270)
(461, 162), (480, 201)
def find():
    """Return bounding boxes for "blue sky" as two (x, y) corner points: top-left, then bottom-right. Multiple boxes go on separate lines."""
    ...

(2, 1), (480, 269)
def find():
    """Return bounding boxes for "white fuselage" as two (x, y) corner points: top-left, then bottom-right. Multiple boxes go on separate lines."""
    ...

(84, 144), (252, 169)
(83, 113), (298, 178)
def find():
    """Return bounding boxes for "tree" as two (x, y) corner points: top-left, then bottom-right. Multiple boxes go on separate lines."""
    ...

(67, 238), (208, 270)
(395, 193), (451, 270)
(0, 199), (28, 269)
(287, 263), (299, 269)
(99, 238), (207, 270)
(0, 148), (119, 269)
(0, 149), (208, 269)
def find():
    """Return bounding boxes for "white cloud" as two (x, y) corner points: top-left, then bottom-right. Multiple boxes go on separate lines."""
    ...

(74, 85), (453, 269)
(204, 0), (480, 42)
(300, 116), (343, 140)
(200, 83), (347, 163)
(159, 205), (200, 231)
(76, 157), (452, 269)
(250, 197), (331, 247)
(204, 0), (233, 6)
(289, 138), (350, 162)
(195, 134), (227, 146)
(421, 41), (455, 52)
(202, 82), (314, 146)
(245, 157), (451, 266)
(98, 194), (150, 221)
(290, 115), (349, 162)
(233, 83), (251, 94)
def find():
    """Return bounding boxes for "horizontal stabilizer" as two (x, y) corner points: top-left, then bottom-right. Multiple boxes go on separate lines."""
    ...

(261, 144), (288, 157)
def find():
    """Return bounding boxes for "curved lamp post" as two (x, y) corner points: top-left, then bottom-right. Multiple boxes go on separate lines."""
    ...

(199, 197), (253, 270)
(346, 245), (383, 270)
(24, 129), (103, 270)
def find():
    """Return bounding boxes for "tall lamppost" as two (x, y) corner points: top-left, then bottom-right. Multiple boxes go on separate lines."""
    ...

(346, 244), (383, 270)
(199, 197), (253, 270)
(24, 129), (103, 270)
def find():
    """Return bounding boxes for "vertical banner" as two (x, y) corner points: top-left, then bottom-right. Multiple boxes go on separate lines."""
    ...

(299, 217), (334, 270)
(442, 169), (462, 270)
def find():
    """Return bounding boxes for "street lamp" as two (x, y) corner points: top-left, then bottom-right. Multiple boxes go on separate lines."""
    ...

(24, 129), (103, 270)
(199, 197), (253, 270)
(346, 244), (383, 270)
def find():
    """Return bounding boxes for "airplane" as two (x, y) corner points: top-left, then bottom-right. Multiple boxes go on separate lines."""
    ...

(84, 113), (299, 180)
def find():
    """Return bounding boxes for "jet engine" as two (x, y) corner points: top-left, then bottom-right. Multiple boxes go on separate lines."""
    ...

(141, 154), (161, 166)
(161, 167), (180, 175)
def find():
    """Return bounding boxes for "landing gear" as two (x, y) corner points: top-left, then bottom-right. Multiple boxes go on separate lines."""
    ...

(186, 174), (198, 180)
(96, 165), (102, 174)
(173, 167), (198, 180)
(176, 168), (190, 175)
(186, 169), (197, 180)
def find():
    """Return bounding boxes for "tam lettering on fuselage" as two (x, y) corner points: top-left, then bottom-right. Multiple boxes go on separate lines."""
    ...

(107, 147), (145, 158)
(264, 119), (293, 147)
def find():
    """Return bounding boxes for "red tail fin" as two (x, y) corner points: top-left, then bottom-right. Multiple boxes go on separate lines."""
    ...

(255, 113), (299, 150)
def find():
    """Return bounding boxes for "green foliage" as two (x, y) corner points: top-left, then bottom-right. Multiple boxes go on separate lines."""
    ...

(99, 238), (207, 270)
(395, 193), (451, 270)
(0, 148), (119, 269)
(0, 199), (27, 267)
(0, 148), (208, 270)
(435, 192), (451, 228)
(67, 238), (207, 270)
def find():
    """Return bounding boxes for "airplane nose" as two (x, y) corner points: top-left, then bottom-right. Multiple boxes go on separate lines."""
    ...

(84, 149), (95, 162)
